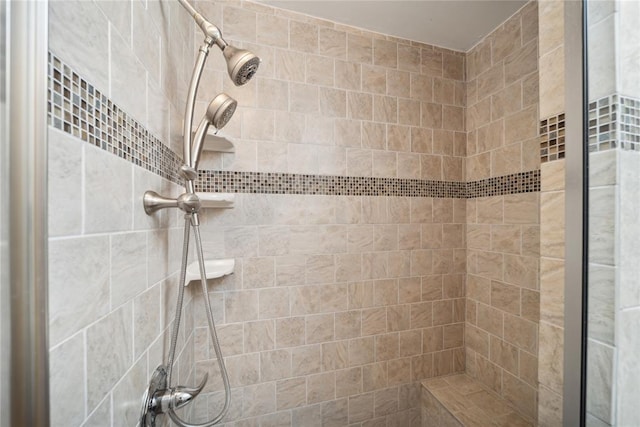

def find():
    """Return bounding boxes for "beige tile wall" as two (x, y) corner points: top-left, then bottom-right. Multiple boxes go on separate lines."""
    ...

(46, 0), (549, 425)
(192, 0), (466, 180)
(184, 1), (482, 424)
(192, 193), (466, 425)
(464, 2), (541, 422)
(466, 1), (539, 182)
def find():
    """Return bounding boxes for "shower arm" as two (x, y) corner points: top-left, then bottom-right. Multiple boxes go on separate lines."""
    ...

(178, 0), (227, 50)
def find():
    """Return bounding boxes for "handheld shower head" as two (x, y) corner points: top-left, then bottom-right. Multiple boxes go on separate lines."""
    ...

(222, 46), (261, 86)
(190, 93), (237, 169)
(207, 93), (237, 130)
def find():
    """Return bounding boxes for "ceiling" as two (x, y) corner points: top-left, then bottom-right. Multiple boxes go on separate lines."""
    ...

(257, 0), (528, 52)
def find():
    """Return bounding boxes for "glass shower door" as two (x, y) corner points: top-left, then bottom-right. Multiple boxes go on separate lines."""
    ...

(585, 1), (640, 425)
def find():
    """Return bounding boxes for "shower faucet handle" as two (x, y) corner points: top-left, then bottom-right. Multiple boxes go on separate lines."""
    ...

(171, 373), (208, 410)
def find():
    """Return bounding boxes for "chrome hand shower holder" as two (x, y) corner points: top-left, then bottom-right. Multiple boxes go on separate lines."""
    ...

(140, 1), (259, 426)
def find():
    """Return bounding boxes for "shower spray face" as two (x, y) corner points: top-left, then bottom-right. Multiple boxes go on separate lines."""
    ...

(208, 93), (237, 130)
(223, 46), (261, 86)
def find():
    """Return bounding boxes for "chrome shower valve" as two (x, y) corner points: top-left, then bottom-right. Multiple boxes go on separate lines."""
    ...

(141, 366), (209, 427)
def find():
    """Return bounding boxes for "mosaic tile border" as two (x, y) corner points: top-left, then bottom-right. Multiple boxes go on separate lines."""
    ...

(195, 171), (467, 197)
(588, 95), (617, 152)
(195, 170), (540, 199)
(540, 113), (566, 163)
(47, 53), (183, 184)
(466, 170), (540, 198)
(588, 94), (640, 153)
(48, 53), (540, 199)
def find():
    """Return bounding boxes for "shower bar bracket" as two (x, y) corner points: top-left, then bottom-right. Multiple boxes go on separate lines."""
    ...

(143, 190), (201, 215)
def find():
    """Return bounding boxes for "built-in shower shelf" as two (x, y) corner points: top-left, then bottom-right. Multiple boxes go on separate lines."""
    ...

(197, 192), (234, 208)
(188, 129), (234, 153)
(203, 133), (234, 152)
(185, 258), (235, 285)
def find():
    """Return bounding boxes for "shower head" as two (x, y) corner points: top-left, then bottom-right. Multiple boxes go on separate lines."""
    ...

(207, 93), (237, 130)
(178, 0), (260, 86)
(222, 46), (261, 86)
(190, 93), (237, 169)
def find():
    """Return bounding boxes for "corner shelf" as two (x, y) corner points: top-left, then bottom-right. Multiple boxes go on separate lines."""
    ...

(202, 132), (234, 153)
(186, 127), (235, 153)
(184, 258), (235, 285)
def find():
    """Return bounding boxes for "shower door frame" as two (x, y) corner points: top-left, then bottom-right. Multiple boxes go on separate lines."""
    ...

(5, 0), (50, 425)
(563, 0), (587, 426)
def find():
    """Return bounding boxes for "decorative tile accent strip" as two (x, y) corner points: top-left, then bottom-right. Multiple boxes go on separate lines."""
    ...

(48, 53), (540, 199)
(618, 96), (640, 150)
(196, 170), (540, 199)
(540, 113), (566, 163)
(47, 53), (183, 184)
(195, 171), (468, 197)
(588, 95), (617, 152)
(588, 94), (640, 153)
(466, 170), (540, 198)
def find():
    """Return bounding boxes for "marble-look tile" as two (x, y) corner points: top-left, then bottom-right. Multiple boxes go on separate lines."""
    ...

(82, 395), (111, 427)
(84, 146), (133, 233)
(223, 5), (257, 42)
(504, 39), (538, 86)
(587, 264), (614, 346)
(538, 384), (562, 427)
(540, 191), (565, 259)
(86, 303), (133, 411)
(257, 13), (289, 48)
(538, 321), (563, 395)
(349, 392), (375, 423)
(348, 33), (373, 64)
(113, 356), (147, 426)
(321, 398), (349, 426)
(277, 377), (306, 410)
(50, 332), (85, 426)
(307, 372), (336, 404)
(290, 20), (319, 54)
(588, 187), (615, 266)
(618, 152), (640, 307)
(111, 232), (147, 307)
(48, 128), (83, 237)
(586, 339), (613, 424)
(504, 314), (537, 353)
(504, 105), (538, 146)
(49, 0), (109, 93)
(49, 236), (110, 346)
(243, 382), (277, 418)
(133, 284), (161, 358)
(617, 309), (640, 425)
(540, 257), (564, 327)
(539, 45), (565, 119)
(588, 14), (617, 99)
(541, 159), (565, 192)
(503, 371), (537, 420)
(374, 39), (398, 68)
(589, 150), (616, 187)
(586, 413), (610, 427)
(113, 11), (148, 123)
